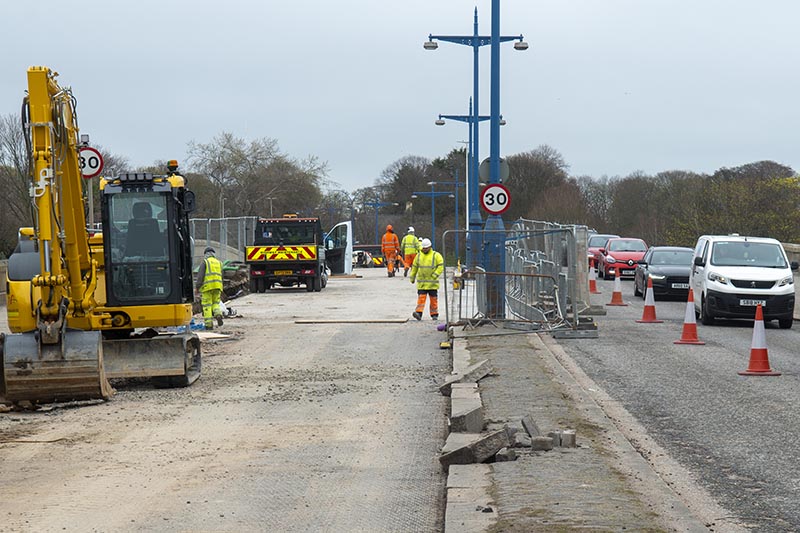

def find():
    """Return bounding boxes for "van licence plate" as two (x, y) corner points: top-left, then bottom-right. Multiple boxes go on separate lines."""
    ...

(275, 270), (293, 276)
(740, 299), (766, 307)
(671, 283), (689, 289)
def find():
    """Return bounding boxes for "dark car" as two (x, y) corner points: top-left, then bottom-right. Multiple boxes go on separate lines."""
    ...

(587, 233), (619, 267)
(633, 246), (694, 299)
(598, 237), (648, 279)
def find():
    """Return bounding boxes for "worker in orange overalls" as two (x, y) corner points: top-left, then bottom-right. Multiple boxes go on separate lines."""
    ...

(381, 224), (401, 277)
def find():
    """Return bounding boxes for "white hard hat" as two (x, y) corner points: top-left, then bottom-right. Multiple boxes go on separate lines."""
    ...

(408, 226), (415, 233)
(421, 238), (432, 248)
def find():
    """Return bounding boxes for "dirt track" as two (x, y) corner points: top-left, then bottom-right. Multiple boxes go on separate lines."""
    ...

(0, 269), (448, 532)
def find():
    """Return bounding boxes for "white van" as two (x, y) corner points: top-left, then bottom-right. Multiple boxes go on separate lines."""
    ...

(690, 235), (798, 328)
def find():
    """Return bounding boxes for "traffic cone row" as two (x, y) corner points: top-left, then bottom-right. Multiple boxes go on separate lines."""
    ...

(588, 259), (601, 294)
(592, 275), (781, 376)
(739, 304), (781, 376)
(606, 269), (627, 306)
(636, 278), (662, 323)
(674, 288), (704, 345)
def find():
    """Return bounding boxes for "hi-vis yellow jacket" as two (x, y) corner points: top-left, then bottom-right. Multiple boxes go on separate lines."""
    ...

(410, 249), (444, 290)
(401, 233), (420, 256)
(199, 256), (223, 292)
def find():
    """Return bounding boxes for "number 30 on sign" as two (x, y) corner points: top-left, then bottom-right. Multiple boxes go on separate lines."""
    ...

(480, 183), (511, 215)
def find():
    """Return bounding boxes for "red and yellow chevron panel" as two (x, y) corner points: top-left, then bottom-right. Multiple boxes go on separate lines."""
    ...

(246, 245), (317, 262)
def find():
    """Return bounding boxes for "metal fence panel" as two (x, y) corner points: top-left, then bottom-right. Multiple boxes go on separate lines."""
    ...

(190, 217), (257, 264)
(441, 221), (592, 334)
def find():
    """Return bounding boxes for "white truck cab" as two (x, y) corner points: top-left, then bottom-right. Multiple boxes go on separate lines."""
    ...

(690, 235), (798, 328)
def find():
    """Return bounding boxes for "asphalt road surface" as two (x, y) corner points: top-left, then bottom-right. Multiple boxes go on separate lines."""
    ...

(0, 268), (449, 532)
(557, 276), (800, 532)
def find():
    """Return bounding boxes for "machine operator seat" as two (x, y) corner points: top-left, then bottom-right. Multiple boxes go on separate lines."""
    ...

(125, 202), (164, 258)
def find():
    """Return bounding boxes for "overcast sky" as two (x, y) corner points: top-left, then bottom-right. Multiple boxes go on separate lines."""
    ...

(2, 1), (799, 192)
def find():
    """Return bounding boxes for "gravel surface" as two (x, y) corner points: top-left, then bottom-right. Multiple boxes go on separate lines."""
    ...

(0, 269), (449, 532)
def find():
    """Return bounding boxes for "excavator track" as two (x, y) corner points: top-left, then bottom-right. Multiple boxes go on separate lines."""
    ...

(2, 330), (113, 404)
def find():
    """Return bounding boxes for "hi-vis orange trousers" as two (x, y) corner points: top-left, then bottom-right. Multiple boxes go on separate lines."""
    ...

(415, 289), (439, 318)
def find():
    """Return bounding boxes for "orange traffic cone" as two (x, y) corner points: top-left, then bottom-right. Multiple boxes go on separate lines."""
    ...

(739, 304), (781, 376)
(636, 278), (663, 323)
(606, 268), (627, 306)
(589, 259), (601, 295)
(674, 288), (704, 345)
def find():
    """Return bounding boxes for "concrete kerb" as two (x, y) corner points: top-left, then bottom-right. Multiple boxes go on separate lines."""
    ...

(441, 336), (498, 531)
(440, 327), (744, 533)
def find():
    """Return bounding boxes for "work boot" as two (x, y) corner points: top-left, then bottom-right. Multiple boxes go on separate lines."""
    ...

(431, 315), (439, 321)
(205, 323), (214, 331)
(412, 311), (422, 321)
(216, 314), (224, 327)
(404, 268), (408, 277)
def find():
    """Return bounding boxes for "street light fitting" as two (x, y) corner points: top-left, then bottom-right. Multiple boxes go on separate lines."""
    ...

(435, 119), (445, 126)
(499, 118), (507, 126)
(423, 40), (439, 50)
(514, 40), (529, 51)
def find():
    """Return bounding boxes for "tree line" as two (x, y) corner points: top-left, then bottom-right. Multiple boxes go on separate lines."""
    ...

(1, 111), (797, 258)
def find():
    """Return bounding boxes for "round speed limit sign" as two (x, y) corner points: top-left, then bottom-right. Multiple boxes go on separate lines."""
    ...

(480, 183), (511, 215)
(79, 146), (104, 179)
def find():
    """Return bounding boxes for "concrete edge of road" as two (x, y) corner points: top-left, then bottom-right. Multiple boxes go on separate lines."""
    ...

(537, 334), (749, 533)
(441, 331), (748, 533)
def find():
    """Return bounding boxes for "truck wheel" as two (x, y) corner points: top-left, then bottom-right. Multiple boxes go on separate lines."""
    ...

(249, 277), (257, 293)
(779, 318), (793, 329)
(257, 278), (267, 293)
(314, 274), (322, 292)
(306, 277), (314, 292)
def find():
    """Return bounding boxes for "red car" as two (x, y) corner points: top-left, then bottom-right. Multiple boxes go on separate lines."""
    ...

(587, 233), (619, 267)
(598, 238), (648, 279)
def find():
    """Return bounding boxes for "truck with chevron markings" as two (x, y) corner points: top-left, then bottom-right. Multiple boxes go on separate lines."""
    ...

(245, 215), (327, 293)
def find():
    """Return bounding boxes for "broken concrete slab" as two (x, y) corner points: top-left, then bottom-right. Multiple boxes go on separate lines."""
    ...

(440, 429), (510, 467)
(450, 384), (483, 433)
(439, 359), (492, 396)
(530, 436), (554, 451)
(495, 447), (516, 462)
(521, 414), (541, 438)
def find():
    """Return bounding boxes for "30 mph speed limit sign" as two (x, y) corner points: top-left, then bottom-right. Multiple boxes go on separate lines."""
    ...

(79, 146), (104, 179)
(480, 183), (511, 215)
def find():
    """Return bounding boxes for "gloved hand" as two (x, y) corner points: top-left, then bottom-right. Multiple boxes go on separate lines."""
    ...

(410, 278), (415, 284)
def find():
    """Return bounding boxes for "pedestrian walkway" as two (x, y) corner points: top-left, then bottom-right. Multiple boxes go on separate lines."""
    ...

(441, 328), (743, 532)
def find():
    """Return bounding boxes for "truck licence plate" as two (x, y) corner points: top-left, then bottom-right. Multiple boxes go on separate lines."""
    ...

(275, 270), (293, 276)
(740, 299), (766, 307)
(671, 283), (689, 289)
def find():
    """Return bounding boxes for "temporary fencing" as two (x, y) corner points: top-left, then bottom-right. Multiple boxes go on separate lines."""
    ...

(441, 220), (595, 337)
(190, 217), (257, 265)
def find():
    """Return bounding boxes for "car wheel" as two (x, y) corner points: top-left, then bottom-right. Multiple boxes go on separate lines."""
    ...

(779, 318), (793, 329)
(633, 279), (642, 297)
(700, 295), (715, 325)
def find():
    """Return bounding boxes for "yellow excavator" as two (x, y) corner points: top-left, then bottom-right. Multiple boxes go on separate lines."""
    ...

(0, 66), (200, 404)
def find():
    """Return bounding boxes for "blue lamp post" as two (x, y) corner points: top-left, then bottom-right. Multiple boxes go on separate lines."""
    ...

(483, 0), (525, 319)
(425, 8), (527, 268)
(411, 184), (455, 250)
(436, 101), (505, 267)
(427, 174), (465, 260)
(363, 199), (398, 245)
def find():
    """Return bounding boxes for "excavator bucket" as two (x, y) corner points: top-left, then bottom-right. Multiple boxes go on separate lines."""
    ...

(2, 330), (113, 403)
(102, 332), (201, 387)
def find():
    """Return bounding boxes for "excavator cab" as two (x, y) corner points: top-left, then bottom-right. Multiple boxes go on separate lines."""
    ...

(101, 173), (196, 311)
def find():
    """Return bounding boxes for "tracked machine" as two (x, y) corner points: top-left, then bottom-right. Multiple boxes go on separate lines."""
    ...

(1, 66), (200, 404)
